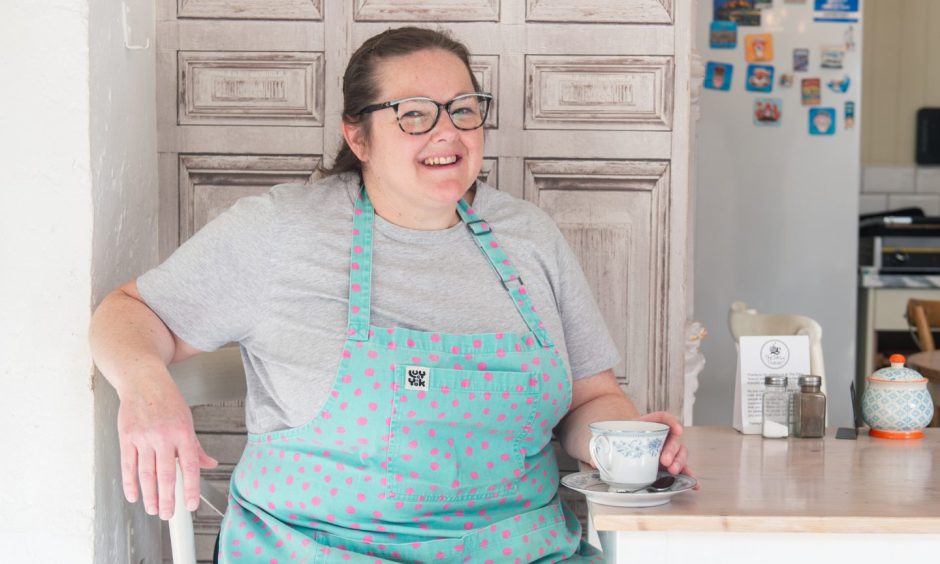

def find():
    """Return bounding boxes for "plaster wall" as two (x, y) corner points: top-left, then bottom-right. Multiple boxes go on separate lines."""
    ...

(88, 0), (161, 561)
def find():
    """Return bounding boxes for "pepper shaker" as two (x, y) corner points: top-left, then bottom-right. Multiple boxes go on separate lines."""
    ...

(793, 375), (826, 438)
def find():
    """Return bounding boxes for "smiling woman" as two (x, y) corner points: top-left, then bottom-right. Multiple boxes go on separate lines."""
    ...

(89, 26), (691, 564)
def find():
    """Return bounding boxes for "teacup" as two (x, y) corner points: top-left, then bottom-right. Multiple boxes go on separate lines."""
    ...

(588, 420), (669, 489)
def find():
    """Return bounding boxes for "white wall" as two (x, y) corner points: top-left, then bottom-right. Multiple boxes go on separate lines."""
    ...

(0, 1), (95, 561)
(0, 1), (159, 562)
(692, 5), (860, 427)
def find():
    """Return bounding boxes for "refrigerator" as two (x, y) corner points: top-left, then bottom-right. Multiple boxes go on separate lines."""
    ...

(692, 0), (862, 427)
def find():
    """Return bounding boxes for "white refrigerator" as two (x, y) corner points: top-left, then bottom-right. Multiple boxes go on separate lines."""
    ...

(693, 0), (862, 427)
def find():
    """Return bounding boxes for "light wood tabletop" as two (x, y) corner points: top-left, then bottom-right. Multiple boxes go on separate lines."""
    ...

(588, 426), (940, 534)
(908, 350), (940, 382)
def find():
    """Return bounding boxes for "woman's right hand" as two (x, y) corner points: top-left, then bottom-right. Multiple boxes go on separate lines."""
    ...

(90, 281), (218, 519)
(117, 378), (218, 520)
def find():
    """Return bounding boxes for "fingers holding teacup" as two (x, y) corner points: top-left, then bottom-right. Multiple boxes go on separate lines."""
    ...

(634, 411), (693, 476)
(587, 420), (670, 490)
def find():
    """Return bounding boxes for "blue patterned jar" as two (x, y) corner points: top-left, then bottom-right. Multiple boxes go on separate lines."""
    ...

(861, 354), (934, 439)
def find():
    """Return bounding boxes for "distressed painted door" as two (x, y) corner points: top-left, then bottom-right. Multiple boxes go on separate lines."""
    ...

(157, 0), (695, 560)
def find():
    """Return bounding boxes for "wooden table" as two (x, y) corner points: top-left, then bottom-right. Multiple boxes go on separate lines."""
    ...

(588, 426), (940, 563)
(904, 350), (940, 427)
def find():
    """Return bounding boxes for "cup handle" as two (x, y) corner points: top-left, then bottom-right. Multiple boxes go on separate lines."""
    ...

(589, 435), (611, 476)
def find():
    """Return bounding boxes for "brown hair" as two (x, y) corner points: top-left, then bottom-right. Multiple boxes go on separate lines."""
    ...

(318, 27), (481, 177)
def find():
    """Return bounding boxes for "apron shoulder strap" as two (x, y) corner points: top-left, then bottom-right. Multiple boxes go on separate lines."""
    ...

(457, 199), (553, 348)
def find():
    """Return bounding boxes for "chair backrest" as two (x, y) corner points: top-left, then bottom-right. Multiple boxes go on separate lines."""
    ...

(906, 298), (940, 352)
(166, 347), (247, 564)
(728, 301), (826, 379)
(169, 346), (247, 405)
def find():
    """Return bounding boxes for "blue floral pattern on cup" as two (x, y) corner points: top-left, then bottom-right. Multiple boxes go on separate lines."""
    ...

(612, 437), (665, 459)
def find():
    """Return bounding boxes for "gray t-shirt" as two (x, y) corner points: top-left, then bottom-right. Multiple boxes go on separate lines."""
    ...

(138, 173), (620, 433)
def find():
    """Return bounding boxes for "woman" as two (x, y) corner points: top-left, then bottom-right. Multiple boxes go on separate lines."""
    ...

(90, 27), (690, 563)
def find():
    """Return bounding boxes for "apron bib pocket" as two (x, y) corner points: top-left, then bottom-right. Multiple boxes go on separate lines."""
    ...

(386, 366), (539, 502)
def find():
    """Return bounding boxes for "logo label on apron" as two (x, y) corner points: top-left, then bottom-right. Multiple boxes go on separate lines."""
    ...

(405, 366), (430, 390)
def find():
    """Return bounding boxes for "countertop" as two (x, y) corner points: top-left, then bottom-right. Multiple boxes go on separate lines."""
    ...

(589, 426), (940, 534)
(859, 266), (940, 289)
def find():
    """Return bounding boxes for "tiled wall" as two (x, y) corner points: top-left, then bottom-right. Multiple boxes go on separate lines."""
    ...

(861, 165), (940, 215)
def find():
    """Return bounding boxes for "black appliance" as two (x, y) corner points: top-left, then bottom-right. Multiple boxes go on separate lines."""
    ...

(917, 107), (940, 165)
(860, 209), (940, 273)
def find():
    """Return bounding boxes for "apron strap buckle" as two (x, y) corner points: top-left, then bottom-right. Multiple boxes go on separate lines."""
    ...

(501, 275), (525, 292)
(465, 219), (492, 236)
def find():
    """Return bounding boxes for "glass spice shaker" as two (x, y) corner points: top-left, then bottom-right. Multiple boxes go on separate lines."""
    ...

(762, 375), (789, 438)
(793, 375), (826, 438)
(788, 378), (800, 436)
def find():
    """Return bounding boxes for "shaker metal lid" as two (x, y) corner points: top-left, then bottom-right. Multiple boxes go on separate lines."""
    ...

(869, 354), (928, 383)
(764, 375), (787, 386)
(798, 375), (822, 387)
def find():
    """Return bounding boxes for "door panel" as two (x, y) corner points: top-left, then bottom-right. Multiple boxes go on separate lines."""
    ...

(178, 51), (325, 127)
(525, 0), (673, 24)
(177, 0), (323, 20)
(179, 155), (319, 241)
(525, 55), (674, 130)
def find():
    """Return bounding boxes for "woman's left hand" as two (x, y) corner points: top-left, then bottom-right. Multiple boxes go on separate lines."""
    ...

(633, 411), (699, 487)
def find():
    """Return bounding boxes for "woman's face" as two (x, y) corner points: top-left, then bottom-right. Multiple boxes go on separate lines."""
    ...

(348, 49), (484, 221)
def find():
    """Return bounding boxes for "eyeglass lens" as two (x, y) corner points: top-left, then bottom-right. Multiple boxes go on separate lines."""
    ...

(397, 95), (489, 134)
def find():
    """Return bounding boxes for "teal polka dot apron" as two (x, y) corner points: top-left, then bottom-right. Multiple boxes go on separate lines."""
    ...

(219, 187), (603, 563)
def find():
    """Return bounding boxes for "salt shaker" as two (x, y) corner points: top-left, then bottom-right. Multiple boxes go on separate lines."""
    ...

(762, 375), (789, 438)
(793, 375), (826, 438)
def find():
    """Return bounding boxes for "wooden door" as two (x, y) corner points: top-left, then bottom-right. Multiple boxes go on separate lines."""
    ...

(157, 1), (694, 560)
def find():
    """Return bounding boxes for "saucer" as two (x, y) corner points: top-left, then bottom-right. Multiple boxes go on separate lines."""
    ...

(561, 471), (696, 508)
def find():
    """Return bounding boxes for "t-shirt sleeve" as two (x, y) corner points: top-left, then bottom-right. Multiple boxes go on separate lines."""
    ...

(549, 223), (622, 382)
(136, 193), (276, 352)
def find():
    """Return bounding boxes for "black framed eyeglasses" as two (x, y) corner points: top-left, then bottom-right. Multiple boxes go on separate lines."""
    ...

(357, 92), (493, 135)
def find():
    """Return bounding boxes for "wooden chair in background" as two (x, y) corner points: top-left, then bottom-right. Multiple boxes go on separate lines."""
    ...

(905, 298), (940, 427)
(906, 298), (940, 352)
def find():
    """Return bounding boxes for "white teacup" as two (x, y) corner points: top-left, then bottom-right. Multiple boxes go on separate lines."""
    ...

(588, 420), (669, 489)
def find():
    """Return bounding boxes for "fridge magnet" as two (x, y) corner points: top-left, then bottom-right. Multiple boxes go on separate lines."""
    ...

(780, 73), (794, 88)
(746, 64), (774, 92)
(745, 33), (774, 62)
(809, 107), (836, 135)
(801, 78), (821, 105)
(704, 62), (734, 91)
(821, 46), (845, 69)
(754, 98), (782, 126)
(793, 48), (810, 71)
(845, 101), (856, 129)
(710, 21), (738, 48)
(844, 25), (857, 51)
(814, 0), (859, 23)
(714, 0), (761, 27)
(827, 75), (850, 93)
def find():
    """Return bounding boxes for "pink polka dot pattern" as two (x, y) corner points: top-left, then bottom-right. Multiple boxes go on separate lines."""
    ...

(218, 188), (603, 562)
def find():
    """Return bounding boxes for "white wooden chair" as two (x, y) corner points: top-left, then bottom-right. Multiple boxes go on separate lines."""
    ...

(728, 301), (827, 397)
(167, 347), (246, 564)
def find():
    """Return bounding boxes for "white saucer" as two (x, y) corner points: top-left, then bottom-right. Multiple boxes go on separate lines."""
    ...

(561, 471), (696, 508)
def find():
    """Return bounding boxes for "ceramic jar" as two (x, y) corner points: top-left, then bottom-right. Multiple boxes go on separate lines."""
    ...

(861, 354), (935, 439)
